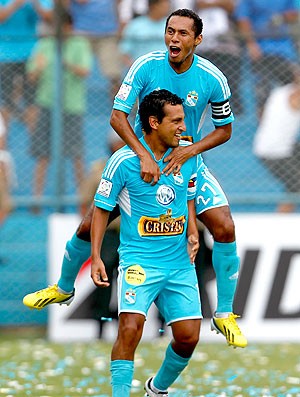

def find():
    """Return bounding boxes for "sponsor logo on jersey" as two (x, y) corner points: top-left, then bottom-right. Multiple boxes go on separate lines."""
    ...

(185, 90), (198, 107)
(138, 209), (185, 236)
(156, 184), (176, 205)
(125, 265), (146, 285)
(97, 178), (112, 198)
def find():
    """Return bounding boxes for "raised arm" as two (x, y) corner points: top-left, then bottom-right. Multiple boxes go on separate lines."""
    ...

(110, 109), (161, 185)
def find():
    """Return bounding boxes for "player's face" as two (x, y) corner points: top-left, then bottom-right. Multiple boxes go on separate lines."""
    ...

(165, 16), (202, 72)
(157, 103), (186, 148)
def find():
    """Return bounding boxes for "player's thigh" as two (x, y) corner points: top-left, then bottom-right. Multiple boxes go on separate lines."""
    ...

(118, 264), (164, 317)
(195, 163), (228, 216)
(155, 267), (202, 325)
(198, 205), (235, 242)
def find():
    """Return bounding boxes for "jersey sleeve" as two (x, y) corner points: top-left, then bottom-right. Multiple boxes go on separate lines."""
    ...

(113, 54), (149, 114)
(209, 69), (235, 126)
(94, 151), (127, 211)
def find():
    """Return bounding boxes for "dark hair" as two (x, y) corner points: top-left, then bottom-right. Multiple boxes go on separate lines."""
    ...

(138, 89), (184, 134)
(165, 8), (203, 37)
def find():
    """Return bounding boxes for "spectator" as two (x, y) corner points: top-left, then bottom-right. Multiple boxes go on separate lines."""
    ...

(0, 0), (53, 132)
(68, 0), (122, 100)
(26, 9), (93, 209)
(253, 70), (300, 213)
(235, 0), (299, 119)
(119, 0), (170, 70)
(195, 0), (243, 114)
(0, 112), (16, 224)
(118, 0), (149, 30)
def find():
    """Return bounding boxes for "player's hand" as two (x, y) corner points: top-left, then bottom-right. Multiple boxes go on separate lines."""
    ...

(162, 146), (192, 176)
(140, 152), (161, 185)
(91, 258), (110, 288)
(188, 234), (199, 264)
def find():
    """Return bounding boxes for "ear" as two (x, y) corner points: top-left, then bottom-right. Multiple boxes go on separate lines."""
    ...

(149, 115), (159, 130)
(195, 34), (203, 47)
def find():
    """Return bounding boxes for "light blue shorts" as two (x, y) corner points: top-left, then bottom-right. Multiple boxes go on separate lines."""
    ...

(118, 264), (202, 325)
(195, 162), (228, 215)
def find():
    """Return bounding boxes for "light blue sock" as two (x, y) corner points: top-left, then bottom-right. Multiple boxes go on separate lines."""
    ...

(110, 360), (134, 397)
(57, 233), (91, 293)
(212, 241), (240, 313)
(153, 344), (190, 391)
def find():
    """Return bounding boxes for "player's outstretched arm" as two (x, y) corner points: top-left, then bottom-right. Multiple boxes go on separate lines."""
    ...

(91, 206), (110, 288)
(110, 109), (160, 185)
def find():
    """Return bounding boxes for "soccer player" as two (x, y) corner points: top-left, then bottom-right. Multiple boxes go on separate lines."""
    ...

(91, 89), (201, 397)
(23, 8), (247, 348)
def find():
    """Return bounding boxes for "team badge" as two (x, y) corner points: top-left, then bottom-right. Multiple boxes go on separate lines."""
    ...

(97, 178), (112, 198)
(185, 90), (198, 107)
(116, 83), (132, 100)
(156, 185), (176, 206)
(125, 289), (136, 305)
(125, 265), (146, 285)
(173, 172), (184, 185)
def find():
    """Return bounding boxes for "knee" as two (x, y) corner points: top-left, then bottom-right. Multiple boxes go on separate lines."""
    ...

(117, 320), (144, 346)
(176, 331), (200, 353)
(76, 206), (94, 241)
(213, 218), (235, 242)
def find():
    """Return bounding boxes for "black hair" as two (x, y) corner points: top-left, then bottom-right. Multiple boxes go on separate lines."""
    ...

(138, 89), (184, 134)
(165, 8), (203, 37)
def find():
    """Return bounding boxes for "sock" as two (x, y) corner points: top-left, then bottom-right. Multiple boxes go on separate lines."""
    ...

(110, 360), (134, 397)
(153, 343), (190, 391)
(212, 241), (240, 314)
(57, 233), (91, 293)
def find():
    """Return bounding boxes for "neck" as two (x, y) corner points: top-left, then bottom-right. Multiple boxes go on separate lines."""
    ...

(144, 135), (167, 160)
(169, 54), (194, 74)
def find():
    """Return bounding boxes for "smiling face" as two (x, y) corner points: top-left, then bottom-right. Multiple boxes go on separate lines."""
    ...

(151, 103), (186, 150)
(165, 15), (202, 73)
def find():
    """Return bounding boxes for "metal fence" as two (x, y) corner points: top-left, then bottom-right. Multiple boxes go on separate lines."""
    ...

(1, 28), (300, 216)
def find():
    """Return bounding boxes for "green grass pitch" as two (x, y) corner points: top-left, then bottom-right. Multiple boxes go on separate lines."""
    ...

(0, 337), (299, 396)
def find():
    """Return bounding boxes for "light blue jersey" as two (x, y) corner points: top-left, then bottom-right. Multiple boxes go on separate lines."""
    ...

(113, 50), (234, 142)
(94, 137), (198, 270)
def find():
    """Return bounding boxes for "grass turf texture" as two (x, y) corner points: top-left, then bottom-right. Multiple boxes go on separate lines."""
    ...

(0, 338), (299, 396)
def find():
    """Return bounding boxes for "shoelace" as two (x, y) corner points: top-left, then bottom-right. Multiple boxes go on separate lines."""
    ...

(36, 285), (57, 295)
(225, 314), (242, 334)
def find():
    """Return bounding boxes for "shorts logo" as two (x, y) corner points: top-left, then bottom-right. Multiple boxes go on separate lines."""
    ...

(97, 178), (112, 198)
(185, 90), (198, 107)
(125, 265), (146, 285)
(125, 289), (136, 304)
(156, 185), (175, 206)
(116, 83), (132, 100)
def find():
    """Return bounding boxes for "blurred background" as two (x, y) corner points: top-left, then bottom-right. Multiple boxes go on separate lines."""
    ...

(0, 0), (299, 337)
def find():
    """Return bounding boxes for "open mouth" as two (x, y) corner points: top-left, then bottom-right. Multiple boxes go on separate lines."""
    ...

(169, 46), (181, 56)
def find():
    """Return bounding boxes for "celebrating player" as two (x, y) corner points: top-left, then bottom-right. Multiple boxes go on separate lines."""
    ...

(91, 89), (201, 397)
(23, 8), (247, 349)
